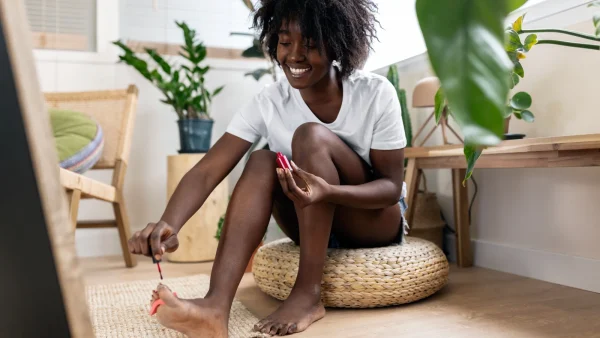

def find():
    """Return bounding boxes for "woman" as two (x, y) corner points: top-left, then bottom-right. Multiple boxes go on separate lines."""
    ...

(130, 0), (407, 336)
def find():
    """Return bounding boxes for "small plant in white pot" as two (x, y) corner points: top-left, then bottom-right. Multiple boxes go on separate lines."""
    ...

(113, 21), (224, 153)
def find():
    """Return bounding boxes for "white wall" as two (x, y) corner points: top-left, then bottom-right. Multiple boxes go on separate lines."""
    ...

(119, 0), (256, 49)
(378, 1), (600, 293)
(363, 0), (426, 72)
(35, 0), (273, 257)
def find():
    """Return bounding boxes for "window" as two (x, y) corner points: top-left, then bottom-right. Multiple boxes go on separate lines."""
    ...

(25, 0), (97, 52)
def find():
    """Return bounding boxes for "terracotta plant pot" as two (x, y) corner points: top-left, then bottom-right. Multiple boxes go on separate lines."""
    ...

(245, 242), (263, 273)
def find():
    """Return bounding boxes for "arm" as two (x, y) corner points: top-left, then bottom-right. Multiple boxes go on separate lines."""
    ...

(325, 148), (405, 209)
(159, 133), (252, 231)
(128, 132), (252, 259)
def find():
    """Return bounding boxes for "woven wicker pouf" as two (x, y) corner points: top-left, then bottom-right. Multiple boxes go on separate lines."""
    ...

(252, 236), (449, 308)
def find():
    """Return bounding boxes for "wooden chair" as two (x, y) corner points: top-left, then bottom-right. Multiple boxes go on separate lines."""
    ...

(46, 85), (139, 267)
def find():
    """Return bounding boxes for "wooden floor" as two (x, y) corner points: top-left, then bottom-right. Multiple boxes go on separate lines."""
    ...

(82, 256), (600, 338)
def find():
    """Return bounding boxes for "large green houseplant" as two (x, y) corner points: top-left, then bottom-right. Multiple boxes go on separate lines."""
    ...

(113, 21), (224, 153)
(416, 0), (600, 183)
(386, 65), (413, 150)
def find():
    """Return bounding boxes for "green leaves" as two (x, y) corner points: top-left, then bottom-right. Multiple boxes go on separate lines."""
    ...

(463, 145), (483, 186)
(213, 86), (224, 97)
(594, 14), (600, 37)
(507, 92), (534, 123)
(510, 72), (520, 89)
(416, 0), (526, 181)
(512, 14), (525, 33)
(505, 29), (523, 52)
(386, 64), (399, 88)
(514, 61), (524, 78)
(434, 87), (445, 124)
(524, 34), (538, 51)
(510, 92), (532, 110)
(113, 21), (224, 120)
(398, 88), (413, 148)
(245, 68), (272, 81)
(145, 48), (171, 74)
(386, 65), (413, 148)
(520, 110), (535, 122)
(416, 0), (522, 149)
(242, 39), (266, 58)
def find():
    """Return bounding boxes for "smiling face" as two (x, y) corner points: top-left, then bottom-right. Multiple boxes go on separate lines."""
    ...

(276, 20), (333, 90)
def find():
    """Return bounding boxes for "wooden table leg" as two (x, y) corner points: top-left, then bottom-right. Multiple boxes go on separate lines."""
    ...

(404, 158), (421, 228)
(452, 169), (472, 267)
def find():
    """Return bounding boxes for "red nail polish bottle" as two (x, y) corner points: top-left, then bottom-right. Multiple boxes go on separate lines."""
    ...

(276, 152), (291, 170)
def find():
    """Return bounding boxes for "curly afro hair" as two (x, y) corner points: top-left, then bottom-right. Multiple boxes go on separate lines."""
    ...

(252, 0), (379, 79)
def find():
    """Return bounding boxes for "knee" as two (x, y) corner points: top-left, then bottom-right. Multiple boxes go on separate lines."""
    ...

(292, 123), (335, 158)
(244, 149), (277, 176)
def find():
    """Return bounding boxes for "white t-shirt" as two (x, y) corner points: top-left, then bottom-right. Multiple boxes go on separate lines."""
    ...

(226, 69), (407, 167)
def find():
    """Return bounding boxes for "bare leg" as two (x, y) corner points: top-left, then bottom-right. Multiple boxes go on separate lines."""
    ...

(255, 123), (403, 336)
(151, 150), (296, 338)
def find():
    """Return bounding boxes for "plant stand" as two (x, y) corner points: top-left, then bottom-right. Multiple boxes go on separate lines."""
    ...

(165, 154), (228, 262)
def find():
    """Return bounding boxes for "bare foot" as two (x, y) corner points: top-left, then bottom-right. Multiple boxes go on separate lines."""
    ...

(151, 284), (228, 338)
(253, 291), (326, 336)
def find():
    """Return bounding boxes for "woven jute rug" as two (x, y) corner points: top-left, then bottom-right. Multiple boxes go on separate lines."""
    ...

(86, 274), (268, 338)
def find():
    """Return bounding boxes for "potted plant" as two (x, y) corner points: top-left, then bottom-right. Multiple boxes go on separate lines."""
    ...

(113, 21), (224, 153)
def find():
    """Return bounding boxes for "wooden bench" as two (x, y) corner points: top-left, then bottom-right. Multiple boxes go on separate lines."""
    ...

(404, 134), (600, 268)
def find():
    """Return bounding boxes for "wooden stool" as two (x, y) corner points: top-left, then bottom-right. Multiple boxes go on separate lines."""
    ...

(165, 154), (228, 262)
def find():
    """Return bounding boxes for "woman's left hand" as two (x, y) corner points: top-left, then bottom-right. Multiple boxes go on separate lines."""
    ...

(277, 161), (331, 208)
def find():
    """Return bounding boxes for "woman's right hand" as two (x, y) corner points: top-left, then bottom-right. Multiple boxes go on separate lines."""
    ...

(127, 221), (179, 260)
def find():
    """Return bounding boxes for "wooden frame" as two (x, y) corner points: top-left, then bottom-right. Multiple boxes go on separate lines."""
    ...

(31, 31), (88, 51)
(0, 0), (93, 335)
(404, 134), (600, 268)
(126, 40), (250, 60)
(50, 85), (140, 268)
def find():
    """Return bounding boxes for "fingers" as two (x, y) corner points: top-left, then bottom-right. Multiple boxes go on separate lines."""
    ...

(127, 221), (178, 259)
(140, 225), (155, 256)
(127, 231), (140, 254)
(284, 167), (305, 197)
(290, 161), (305, 178)
(276, 168), (290, 196)
(127, 223), (156, 255)
(291, 160), (312, 186)
(150, 221), (170, 260)
(162, 235), (180, 253)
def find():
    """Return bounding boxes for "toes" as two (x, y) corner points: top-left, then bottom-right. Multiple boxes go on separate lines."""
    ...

(157, 283), (172, 292)
(156, 284), (178, 306)
(288, 323), (298, 334)
(277, 324), (290, 336)
(253, 319), (268, 331)
(260, 321), (273, 334)
(269, 324), (281, 335)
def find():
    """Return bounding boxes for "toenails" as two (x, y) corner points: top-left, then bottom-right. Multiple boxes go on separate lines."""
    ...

(277, 324), (290, 336)
(253, 320), (266, 331)
(269, 325), (279, 335)
(288, 323), (297, 334)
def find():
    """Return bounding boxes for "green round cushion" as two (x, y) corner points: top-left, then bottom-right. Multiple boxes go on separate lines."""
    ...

(50, 108), (104, 174)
